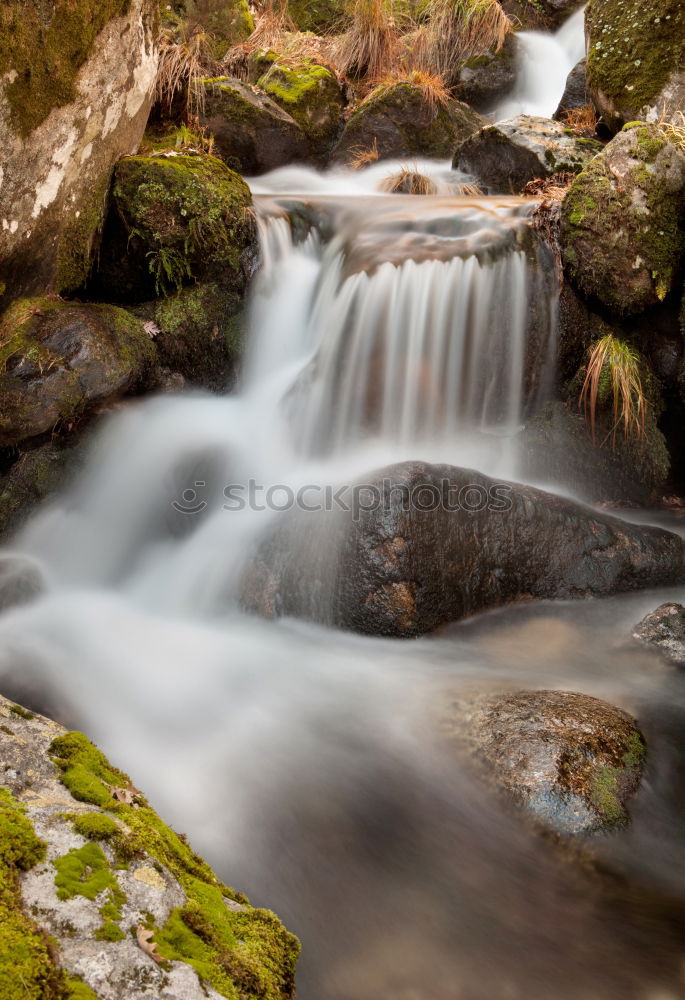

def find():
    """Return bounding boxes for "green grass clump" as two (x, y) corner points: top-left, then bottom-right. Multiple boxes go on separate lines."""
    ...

(72, 813), (120, 842)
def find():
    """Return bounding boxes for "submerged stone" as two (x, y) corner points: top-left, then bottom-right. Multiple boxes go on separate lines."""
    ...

(632, 603), (685, 667)
(0, 695), (299, 999)
(445, 690), (646, 835)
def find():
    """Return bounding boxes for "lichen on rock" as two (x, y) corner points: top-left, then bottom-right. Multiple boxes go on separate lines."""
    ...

(257, 60), (345, 159)
(0, 695), (299, 1000)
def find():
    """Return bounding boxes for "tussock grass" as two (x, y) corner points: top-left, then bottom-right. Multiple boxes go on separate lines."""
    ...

(414, 0), (511, 81)
(381, 167), (438, 193)
(365, 68), (450, 108)
(579, 335), (647, 446)
(248, 0), (297, 47)
(156, 24), (218, 115)
(347, 137), (380, 167)
(454, 179), (483, 195)
(561, 104), (598, 137)
(657, 110), (685, 153)
(334, 0), (404, 79)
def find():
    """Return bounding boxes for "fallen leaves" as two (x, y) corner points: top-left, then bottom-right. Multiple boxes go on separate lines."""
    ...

(136, 926), (164, 964)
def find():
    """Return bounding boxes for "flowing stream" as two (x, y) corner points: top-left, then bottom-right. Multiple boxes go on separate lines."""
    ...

(2, 15), (685, 999)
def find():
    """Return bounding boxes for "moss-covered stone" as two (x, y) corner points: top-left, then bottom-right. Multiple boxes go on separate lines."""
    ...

(95, 152), (257, 303)
(585, 0), (685, 132)
(560, 123), (685, 315)
(0, 299), (156, 447)
(257, 60), (345, 158)
(0, 442), (76, 539)
(201, 78), (310, 174)
(47, 731), (300, 999)
(142, 283), (245, 391)
(72, 814), (120, 842)
(332, 82), (483, 163)
(181, 0), (254, 58)
(287, 0), (346, 33)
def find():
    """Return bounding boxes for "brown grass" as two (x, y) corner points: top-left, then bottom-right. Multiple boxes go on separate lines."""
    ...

(657, 109), (685, 152)
(155, 24), (218, 114)
(414, 0), (511, 82)
(522, 171), (575, 200)
(560, 104), (598, 137)
(334, 0), (404, 80)
(347, 137), (380, 168)
(364, 69), (451, 108)
(381, 167), (438, 193)
(248, 0), (297, 47)
(454, 179), (484, 195)
(579, 335), (647, 446)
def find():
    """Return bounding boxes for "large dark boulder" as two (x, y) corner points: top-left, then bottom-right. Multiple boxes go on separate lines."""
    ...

(560, 123), (685, 315)
(632, 603), (685, 667)
(241, 462), (685, 637)
(445, 690), (646, 835)
(0, 299), (156, 448)
(332, 83), (482, 164)
(457, 35), (517, 110)
(585, 0), (685, 133)
(257, 60), (346, 160)
(502, 0), (582, 30)
(200, 78), (310, 174)
(453, 115), (601, 194)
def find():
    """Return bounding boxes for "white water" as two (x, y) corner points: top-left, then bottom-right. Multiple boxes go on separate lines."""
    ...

(2, 30), (685, 999)
(494, 5), (587, 119)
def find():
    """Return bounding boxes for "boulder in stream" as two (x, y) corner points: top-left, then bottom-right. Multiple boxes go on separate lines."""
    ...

(553, 59), (588, 120)
(456, 36), (518, 110)
(453, 115), (602, 194)
(632, 603), (685, 667)
(241, 462), (685, 637)
(560, 123), (685, 315)
(200, 78), (311, 174)
(257, 60), (346, 160)
(0, 694), (299, 999)
(444, 690), (647, 835)
(332, 83), (483, 164)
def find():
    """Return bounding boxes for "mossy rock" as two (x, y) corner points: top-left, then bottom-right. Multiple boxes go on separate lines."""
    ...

(257, 61), (345, 158)
(332, 82), (483, 164)
(585, 0), (685, 133)
(0, 442), (77, 539)
(140, 283), (245, 391)
(0, 696), (299, 999)
(457, 34), (517, 110)
(182, 0), (254, 58)
(0, 299), (156, 448)
(560, 123), (685, 315)
(447, 690), (647, 836)
(201, 78), (311, 174)
(453, 114), (602, 194)
(287, 0), (347, 33)
(95, 152), (257, 303)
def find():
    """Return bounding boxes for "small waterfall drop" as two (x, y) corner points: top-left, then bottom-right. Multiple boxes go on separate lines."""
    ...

(494, 5), (587, 119)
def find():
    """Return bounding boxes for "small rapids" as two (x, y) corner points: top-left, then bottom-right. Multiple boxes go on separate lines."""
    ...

(2, 60), (685, 1000)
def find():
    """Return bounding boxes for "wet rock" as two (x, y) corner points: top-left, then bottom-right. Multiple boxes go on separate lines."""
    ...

(0, 442), (77, 539)
(0, 694), (299, 999)
(139, 283), (245, 392)
(332, 83), (483, 164)
(446, 690), (646, 835)
(0, 554), (44, 611)
(457, 35), (517, 110)
(585, 0), (685, 133)
(553, 58), (588, 119)
(522, 400), (670, 505)
(257, 60), (346, 159)
(453, 115), (602, 194)
(502, 0), (582, 30)
(560, 123), (685, 315)
(0, 300), (156, 448)
(632, 603), (685, 667)
(200, 78), (310, 174)
(0, 0), (158, 308)
(95, 151), (258, 303)
(241, 462), (685, 637)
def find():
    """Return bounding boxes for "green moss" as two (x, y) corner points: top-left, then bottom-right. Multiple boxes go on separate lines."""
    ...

(55, 176), (110, 296)
(65, 976), (101, 1000)
(257, 61), (343, 155)
(0, 788), (66, 999)
(72, 813), (119, 842)
(589, 765), (624, 824)
(0, 0), (131, 137)
(9, 703), (35, 720)
(623, 730), (647, 772)
(49, 731), (299, 999)
(585, 0), (685, 124)
(183, 0), (254, 58)
(287, 0), (346, 33)
(53, 843), (118, 902)
(49, 732), (130, 808)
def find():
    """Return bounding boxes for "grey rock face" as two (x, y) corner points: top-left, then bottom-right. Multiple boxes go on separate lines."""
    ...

(632, 603), (685, 666)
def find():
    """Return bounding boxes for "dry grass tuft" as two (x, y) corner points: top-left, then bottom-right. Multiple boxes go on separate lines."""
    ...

(248, 0), (297, 47)
(381, 167), (438, 193)
(454, 179), (484, 195)
(560, 104), (598, 137)
(579, 335), (647, 446)
(334, 0), (404, 80)
(347, 137), (380, 168)
(522, 171), (575, 200)
(657, 110), (685, 153)
(364, 68), (450, 108)
(414, 0), (511, 82)
(155, 23), (218, 115)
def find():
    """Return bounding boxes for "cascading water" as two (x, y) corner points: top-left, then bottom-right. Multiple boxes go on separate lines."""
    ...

(494, 5), (587, 119)
(2, 39), (685, 1000)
